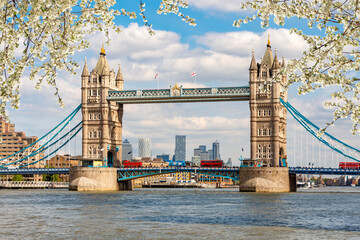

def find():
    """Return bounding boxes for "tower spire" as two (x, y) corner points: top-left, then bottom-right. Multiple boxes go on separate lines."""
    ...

(249, 50), (257, 70)
(100, 43), (106, 55)
(272, 49), (280, 70)
(82, 57), (90, 76)
(267, 34), (270, 47)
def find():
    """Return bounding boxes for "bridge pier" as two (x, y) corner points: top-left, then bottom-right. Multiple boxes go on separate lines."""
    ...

(239, 167), (296, 192)
(69, 167), (120, 191)
(119, 180), (133, 191)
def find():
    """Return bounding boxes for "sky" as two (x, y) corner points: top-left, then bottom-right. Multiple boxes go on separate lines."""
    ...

(7, 1), (360, 167)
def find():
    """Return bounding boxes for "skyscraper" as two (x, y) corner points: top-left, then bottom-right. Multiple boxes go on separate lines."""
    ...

(122, 139), (133, 160)
(213, 141), (220, 160)
(174, 135), (186, 161)
(193, 148), (201, 157)
(138, 138), (151, 158)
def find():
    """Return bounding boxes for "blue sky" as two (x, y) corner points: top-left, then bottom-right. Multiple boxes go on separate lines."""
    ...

(7, 1), (360, 167)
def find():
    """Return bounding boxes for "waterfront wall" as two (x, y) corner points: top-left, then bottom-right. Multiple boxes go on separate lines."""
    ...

(239, 167), (295, 192)
(69, 167), (119, 191)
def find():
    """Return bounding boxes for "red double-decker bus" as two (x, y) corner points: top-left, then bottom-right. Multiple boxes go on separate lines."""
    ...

(123, 160), (142, 168)
(200, 160), (223, 168)
(339, 162), (360, 169)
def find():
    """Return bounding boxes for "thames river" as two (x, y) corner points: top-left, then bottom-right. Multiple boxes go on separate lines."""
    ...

(0, 187), (359, 239)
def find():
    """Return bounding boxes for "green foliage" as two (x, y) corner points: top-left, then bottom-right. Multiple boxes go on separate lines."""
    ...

(12, 175), (23, 181)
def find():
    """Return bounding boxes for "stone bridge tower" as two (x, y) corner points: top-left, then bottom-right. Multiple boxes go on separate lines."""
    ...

(248, 38), (288, 168)
(81, 45), (124, 167)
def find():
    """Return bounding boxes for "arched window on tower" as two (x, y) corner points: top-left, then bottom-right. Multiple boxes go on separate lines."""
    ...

(258, 110), (261, 117)
(263, 129), (267, 136)
(268, 128), (272, 136)
(89, 132), (92, 138)
(93, 131), (97, 138)
(268, 110), (272, 116)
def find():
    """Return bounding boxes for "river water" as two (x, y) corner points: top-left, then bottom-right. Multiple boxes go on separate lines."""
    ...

(0, 187), (359, 239)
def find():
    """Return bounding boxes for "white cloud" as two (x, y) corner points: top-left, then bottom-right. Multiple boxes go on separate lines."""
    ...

(187, 0), (245, 13)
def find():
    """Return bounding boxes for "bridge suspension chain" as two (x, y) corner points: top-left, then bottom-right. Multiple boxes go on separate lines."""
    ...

(0, 104), (82, 168)
(281, 99), (360, 162)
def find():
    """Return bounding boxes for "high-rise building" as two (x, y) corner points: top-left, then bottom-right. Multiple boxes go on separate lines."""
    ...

(213, 141), (220, 160)
(200, 151), (209, 161)
(122, 139), (133, 160)
(138, 138), (151, 158)
(193, 148), (201, 157)
(199, 145), (206, 152)
(174, 135), (186, 161)
(208, 149), (214, 160)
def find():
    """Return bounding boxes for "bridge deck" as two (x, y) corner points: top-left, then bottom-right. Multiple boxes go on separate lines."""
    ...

(1, 167), (359, 179)
(107, 86), (250, 104)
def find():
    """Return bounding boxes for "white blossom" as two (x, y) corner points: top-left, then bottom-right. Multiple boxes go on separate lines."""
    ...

(0, 0), (195, 122)
(235, 0), (360, 134)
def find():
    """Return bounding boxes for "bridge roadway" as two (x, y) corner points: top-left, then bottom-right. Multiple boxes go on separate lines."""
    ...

(0, 167), (360, 180)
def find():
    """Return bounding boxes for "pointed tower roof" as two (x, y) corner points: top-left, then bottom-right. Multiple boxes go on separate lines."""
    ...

(95, 44), (110, 75)
(272, 49), (280, 70)
(82, 57), (90, 76)
(116, 64), (124, 81)
(262, 34), (273, 68)
(249, 50), (258, 70)
(281, 56), (286, 68)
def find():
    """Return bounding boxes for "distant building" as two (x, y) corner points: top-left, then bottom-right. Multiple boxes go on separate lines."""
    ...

(225, 158), (232, 167)
(200, 151), (209, 161)
(208, 149), (214, 160)
(193, 148), (201, 157)
(0, 118), (44, 181)
(47, 154), (81, 181)
(138, 138), (151, 158)
(122, 139), (133, 161)
(191, 156), (201, 166)
(199, 145), (206, 152)
(157, 154), (171, 162)
(213, 141), (220, 160)
(174, 135), (186, 161)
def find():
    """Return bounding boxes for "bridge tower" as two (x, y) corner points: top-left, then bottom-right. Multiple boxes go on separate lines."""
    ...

(248, 37), (288, 168)
(81, 45), (124, 167)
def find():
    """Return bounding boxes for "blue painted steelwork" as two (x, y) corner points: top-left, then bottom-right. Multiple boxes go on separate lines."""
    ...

(0, 168), (70, 175)
(117, 167), (240, 181)
(280, 99), (360, 162)
(107, 86), (250, 104)
(289, 167), (360, 175)
(0, 104), (82, 165)
(1, 167), (359, 177)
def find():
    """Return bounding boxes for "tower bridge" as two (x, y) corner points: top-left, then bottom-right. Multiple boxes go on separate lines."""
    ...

(2, 39), (359, 192)
(71, 39), (291, 192)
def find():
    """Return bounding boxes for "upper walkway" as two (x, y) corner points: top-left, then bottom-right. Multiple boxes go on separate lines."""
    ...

(107, 86), (250, 104)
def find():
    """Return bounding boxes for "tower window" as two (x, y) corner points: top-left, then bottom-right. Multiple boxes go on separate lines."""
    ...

(89, 114), (92, 120)
(268, 128), (272, 136)
(258, 110), (261, 116)
(262, 71), (267, 77)
(93, 76), (97, 83)
(263, 129), (267, 136)
(268, 110), (271, 116)
(258, 129), (262, 136)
